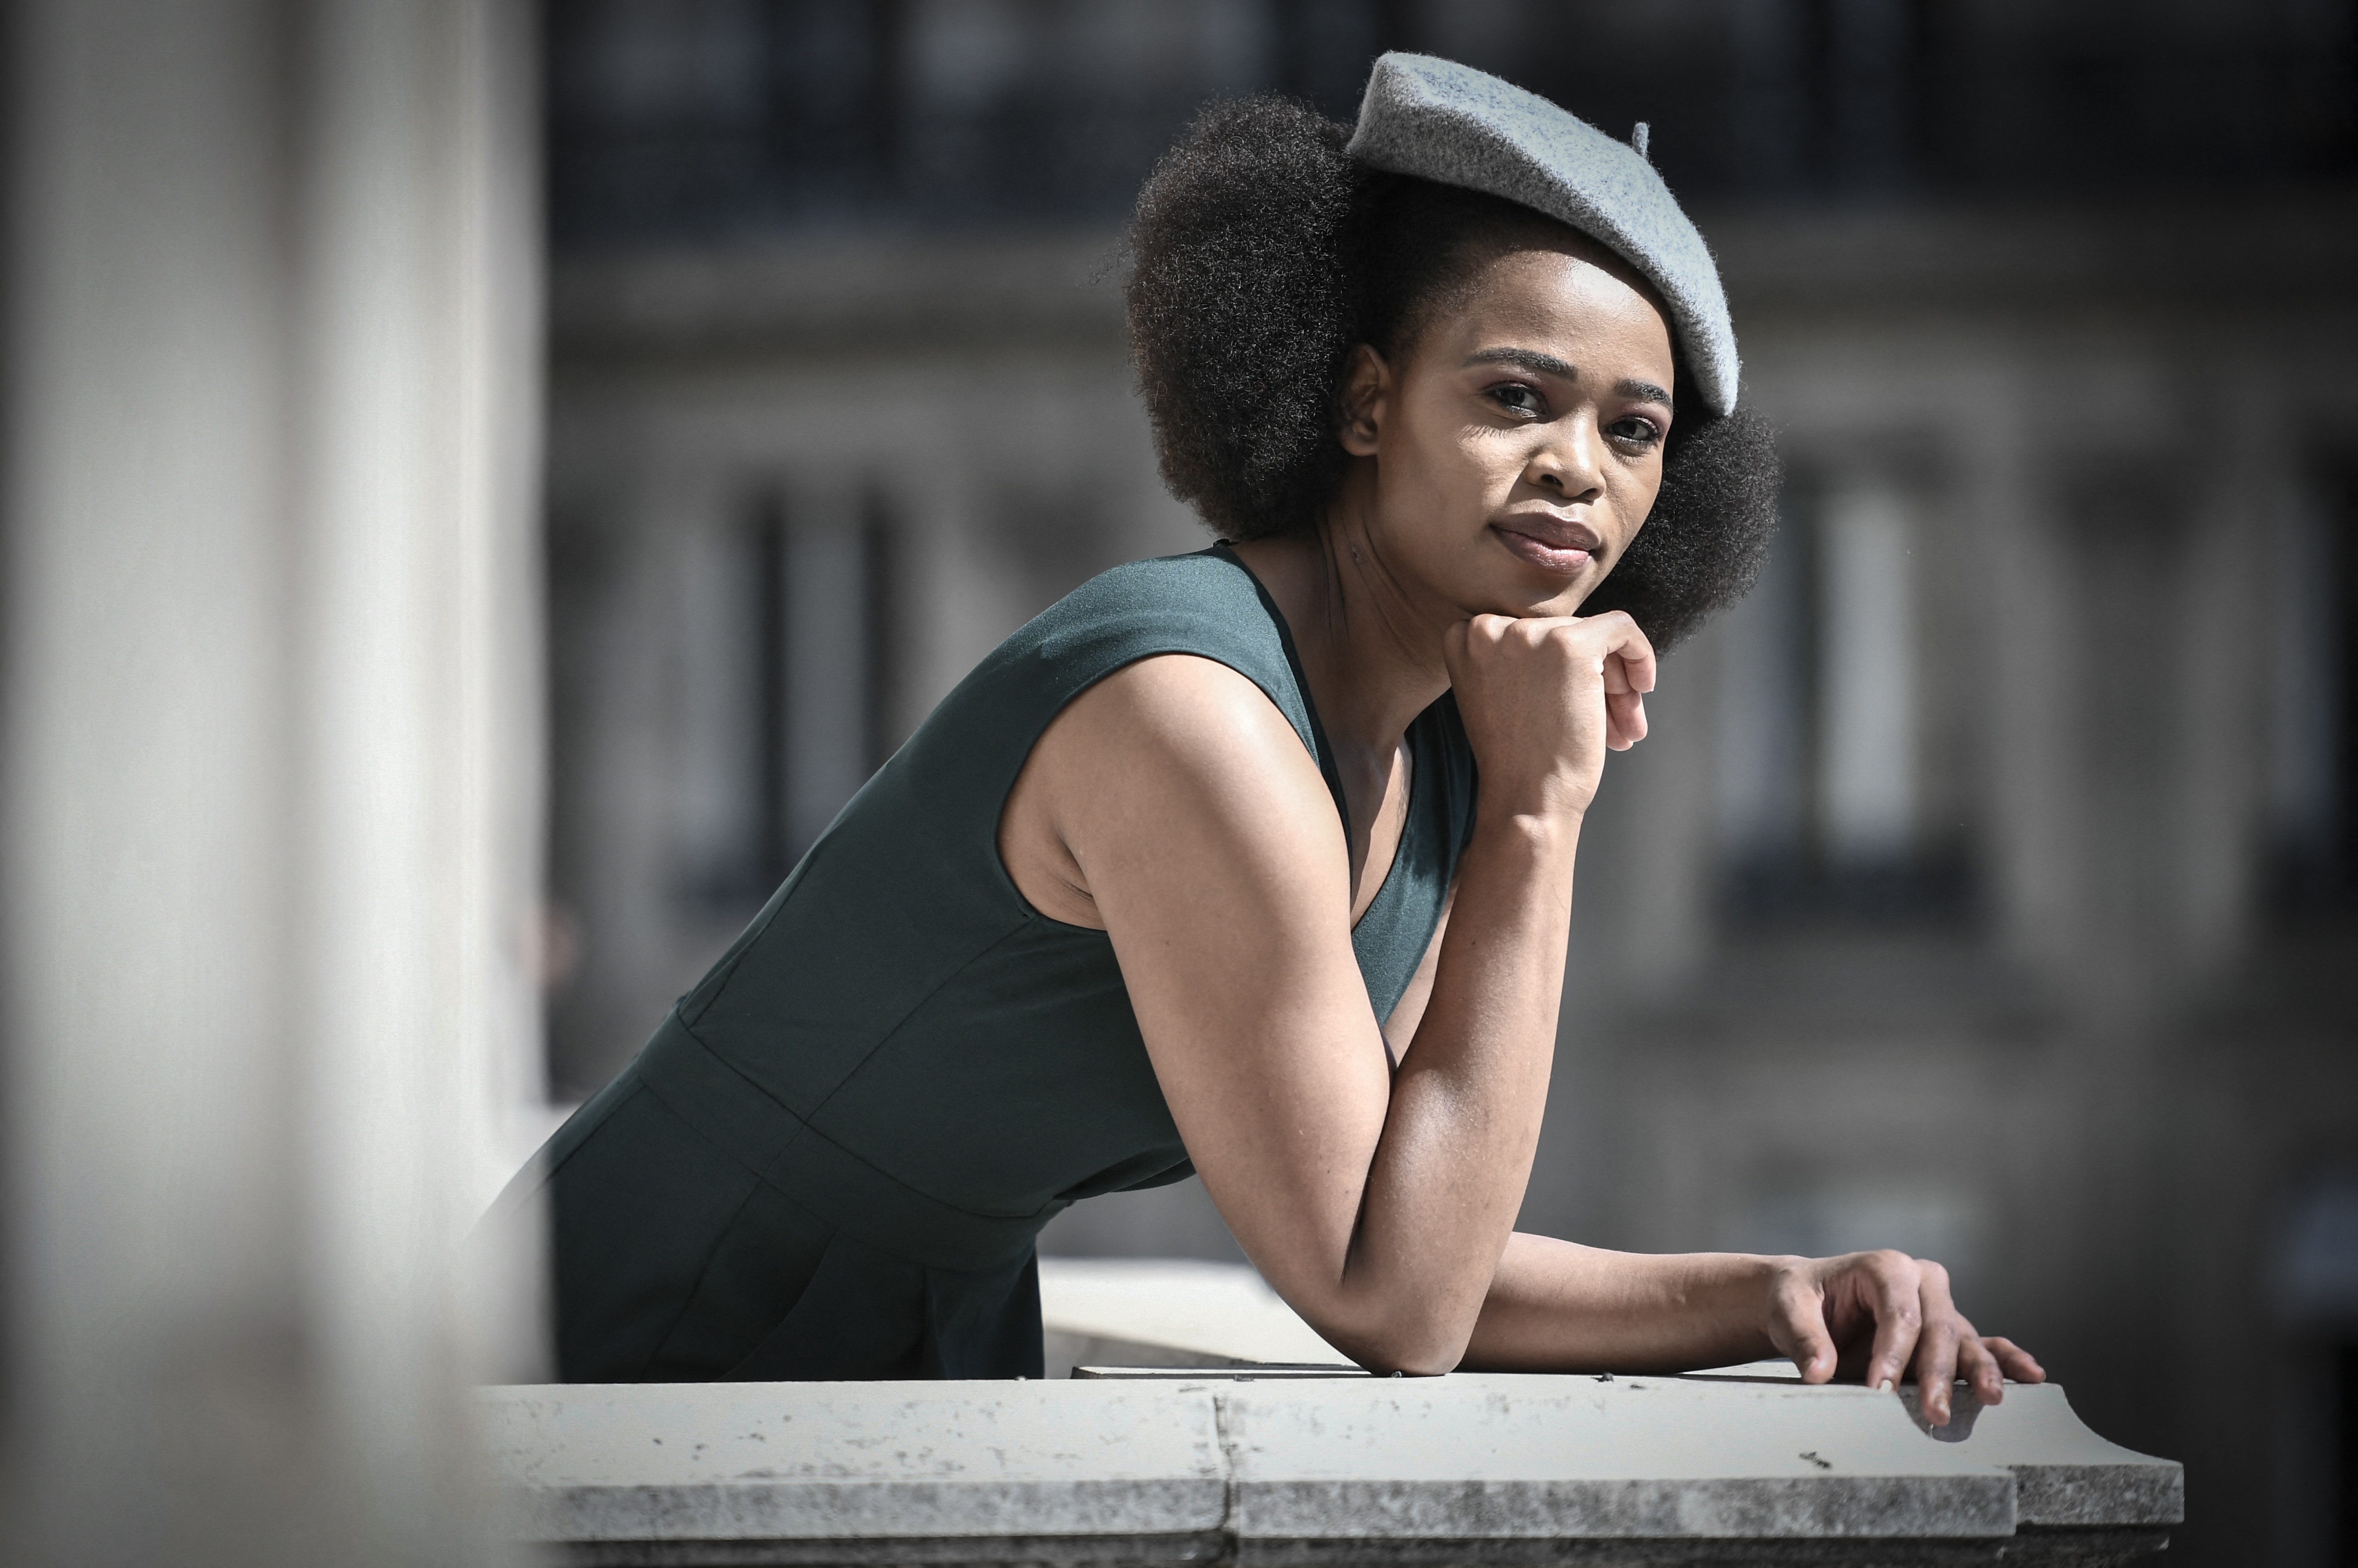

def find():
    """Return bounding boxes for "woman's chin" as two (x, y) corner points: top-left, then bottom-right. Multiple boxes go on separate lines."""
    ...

(1464, 570), (1597, 622)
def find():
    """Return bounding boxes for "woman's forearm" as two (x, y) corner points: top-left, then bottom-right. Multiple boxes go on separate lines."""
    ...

(1309, 610), (1656, 1372)
(1459, 1234), (1786, 1372)
(1324, 806), (1582, 1371)
(1455, 1234), (2051, 1428)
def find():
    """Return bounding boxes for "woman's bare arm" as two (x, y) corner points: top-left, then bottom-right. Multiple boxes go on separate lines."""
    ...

(1337, 794), (2044, 1418)
(1006, 611), (1650, 1373)
(1373, 915), (2043, 1418)
(1462, 1237), (2043, 1422)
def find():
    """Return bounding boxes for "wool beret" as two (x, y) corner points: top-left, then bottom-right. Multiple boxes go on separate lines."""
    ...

(1346, 53), (1740, 417)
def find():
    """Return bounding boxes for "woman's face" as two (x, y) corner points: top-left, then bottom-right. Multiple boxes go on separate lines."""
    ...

(1339, 242), (1676, 620)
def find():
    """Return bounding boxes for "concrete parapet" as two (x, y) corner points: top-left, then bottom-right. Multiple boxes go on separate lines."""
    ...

(483, 1260), (2178, 1564)
(483, 1371), (2178, 1564)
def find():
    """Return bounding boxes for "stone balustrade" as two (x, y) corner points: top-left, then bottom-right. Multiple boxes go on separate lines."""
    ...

(483, 1259), (2181, 1565)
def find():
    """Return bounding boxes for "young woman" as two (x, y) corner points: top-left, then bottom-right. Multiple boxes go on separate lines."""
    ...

(522, 54), (2041, 1424)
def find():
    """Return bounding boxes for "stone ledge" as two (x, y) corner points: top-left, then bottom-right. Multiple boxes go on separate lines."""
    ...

(482, 1376), (2178, 1564)
(487, 1262), (2179, 1566)
(1218, 1377), (2019, 1539)
(1039, 1259), (2180, 1536)
(486, 1382), (1227, 1542)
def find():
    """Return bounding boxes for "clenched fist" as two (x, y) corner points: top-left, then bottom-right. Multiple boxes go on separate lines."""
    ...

(1443, 610), (1655, 821)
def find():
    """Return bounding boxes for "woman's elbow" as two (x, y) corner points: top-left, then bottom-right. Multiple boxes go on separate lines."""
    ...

(1308, 1299), (1474, 1377)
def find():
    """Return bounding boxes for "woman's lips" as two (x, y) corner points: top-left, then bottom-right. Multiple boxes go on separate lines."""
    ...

(1493, 521), (1599, 577)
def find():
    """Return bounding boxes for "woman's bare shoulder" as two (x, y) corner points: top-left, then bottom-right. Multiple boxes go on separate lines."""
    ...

(999, 653), (1344, 928)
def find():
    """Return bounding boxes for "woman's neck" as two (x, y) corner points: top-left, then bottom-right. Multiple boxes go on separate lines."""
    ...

(1229, 467), (1455, 768)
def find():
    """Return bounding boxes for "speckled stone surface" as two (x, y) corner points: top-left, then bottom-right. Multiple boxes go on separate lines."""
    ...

(481, 1370), (2179, 1563)
(482, 1381), (1226, 1543)
(491, 1261), (2177, 1563)
(1221, 1375), (2015, 1539)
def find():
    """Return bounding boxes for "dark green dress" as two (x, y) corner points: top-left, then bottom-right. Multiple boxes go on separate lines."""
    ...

(523, 545), (1477, 1381)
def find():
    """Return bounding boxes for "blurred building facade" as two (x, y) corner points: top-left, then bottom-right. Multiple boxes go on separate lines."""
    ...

(538, 4), (2358, 1563)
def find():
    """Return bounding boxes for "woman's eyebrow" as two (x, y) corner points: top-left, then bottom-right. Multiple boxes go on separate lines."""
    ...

(1464, 346), (1577, 378)
(1462, 349), (1675, 410)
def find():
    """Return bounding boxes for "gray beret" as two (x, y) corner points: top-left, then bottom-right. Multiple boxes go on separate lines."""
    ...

(1346, 53), (1740, 417)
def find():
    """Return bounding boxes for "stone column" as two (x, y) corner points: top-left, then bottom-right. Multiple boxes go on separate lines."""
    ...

(3, 3), (542, 1563)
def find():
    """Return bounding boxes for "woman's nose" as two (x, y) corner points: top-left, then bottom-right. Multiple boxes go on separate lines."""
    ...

(1528, 416), (1604, 499)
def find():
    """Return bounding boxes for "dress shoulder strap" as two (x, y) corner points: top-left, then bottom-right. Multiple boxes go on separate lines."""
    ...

(983, 545), (1347, 822)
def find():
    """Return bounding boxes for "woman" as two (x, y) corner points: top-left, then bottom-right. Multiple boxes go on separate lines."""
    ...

(521, 54), (2041, 1423)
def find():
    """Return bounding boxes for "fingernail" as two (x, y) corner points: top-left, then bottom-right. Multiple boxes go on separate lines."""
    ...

(1876, 1379), (1893, 1393)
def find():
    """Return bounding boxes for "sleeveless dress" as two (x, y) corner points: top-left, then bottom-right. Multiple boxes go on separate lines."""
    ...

(522, 545), (1478, 1381)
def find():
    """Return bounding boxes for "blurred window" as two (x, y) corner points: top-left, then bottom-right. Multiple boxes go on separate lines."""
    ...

(676, 486), (899, 909)
(1715, 474), (1976, 927)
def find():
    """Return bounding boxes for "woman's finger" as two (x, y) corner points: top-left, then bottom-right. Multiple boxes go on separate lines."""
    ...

(1909, 1263), (1964, 1425)
(1956, 1334), (2004, 1407)
(1604, 688), (1646, 749)
(1600, 648), (1632, 695)
(1581, 610), (1657, 694)
(1914, 1325), (1963, 1425)
(1768, 1268), (1838, 1384)
(1600, 649), (1649, 748)
(1857, 1252), (1925, 1392)
(1982, 1336), (2046, 1385)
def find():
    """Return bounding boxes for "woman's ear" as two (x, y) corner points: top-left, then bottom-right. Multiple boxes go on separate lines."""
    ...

(1336, 344), (1390, 457)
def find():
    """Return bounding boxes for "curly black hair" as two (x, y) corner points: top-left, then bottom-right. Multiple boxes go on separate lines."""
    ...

(1126, 94), (1781, 651)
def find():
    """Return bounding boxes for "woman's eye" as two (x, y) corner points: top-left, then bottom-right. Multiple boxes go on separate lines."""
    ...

(1489, 383), (1544, 417)
(1607, 415), (1662, 446)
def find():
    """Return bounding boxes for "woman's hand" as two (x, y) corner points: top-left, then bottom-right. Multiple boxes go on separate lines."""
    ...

(1765, 1250), (2047, 1425)
(1443, 610), (1654, 821)
(1463, 1239), (2044, 1418)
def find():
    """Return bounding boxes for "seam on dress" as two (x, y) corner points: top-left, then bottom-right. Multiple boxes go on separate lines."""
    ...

(661, 1004), (1058, 1227)
(622, 1053), (995, 1278)
(631, 1166), (775, 1382)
